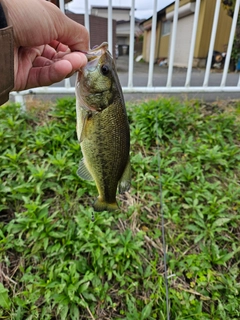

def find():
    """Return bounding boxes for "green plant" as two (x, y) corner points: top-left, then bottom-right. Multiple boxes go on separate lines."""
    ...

(0, 98), (239, 319)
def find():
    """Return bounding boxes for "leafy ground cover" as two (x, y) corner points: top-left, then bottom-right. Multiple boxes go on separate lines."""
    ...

(0, 97), (239, 320)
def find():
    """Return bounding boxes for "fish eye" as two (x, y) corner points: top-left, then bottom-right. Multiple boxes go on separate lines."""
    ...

(101, 64), (109, 76)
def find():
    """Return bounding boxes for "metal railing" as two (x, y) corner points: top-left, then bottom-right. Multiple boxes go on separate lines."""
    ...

(11, 0), (240, 107)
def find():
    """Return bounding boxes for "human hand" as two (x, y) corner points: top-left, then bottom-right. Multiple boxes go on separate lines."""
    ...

(2, 0), (89, 91)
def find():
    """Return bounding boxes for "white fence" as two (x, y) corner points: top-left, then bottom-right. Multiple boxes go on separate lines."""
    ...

(11, 0), (240, 106)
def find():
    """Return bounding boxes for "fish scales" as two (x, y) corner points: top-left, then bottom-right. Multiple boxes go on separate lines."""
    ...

(81, 103), (129, 201)
(75, 42), (131, 212)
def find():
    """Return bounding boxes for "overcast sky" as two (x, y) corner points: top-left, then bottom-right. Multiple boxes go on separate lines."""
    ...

(66, 0), (173, 20)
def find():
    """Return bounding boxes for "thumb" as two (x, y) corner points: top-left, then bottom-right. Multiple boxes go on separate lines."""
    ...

(56, 11), (90, 52)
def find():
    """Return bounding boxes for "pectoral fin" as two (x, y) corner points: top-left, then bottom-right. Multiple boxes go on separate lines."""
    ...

(118, 158), (131, 194)
(79, 111), (90, 143)
(76, 107), (91, 143)
(77, 158), (94, 181)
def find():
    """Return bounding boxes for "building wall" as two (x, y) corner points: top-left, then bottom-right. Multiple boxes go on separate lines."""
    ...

(194, 0), (232, 61)
(116, 22), (130, 45)
(195, 0), (216, 58)
(174, 14), (195, 66)
(214, 2), (232, 52)
(142, 19), (163, 62)
(158, 19), (170, 59)
(159, 34), (170, 58)
(142, 0), (232, 66)
(166, 0), (232, 66)
(117, 36), (129, 45)
(91, 7), (130, 21)
(155, 21), (162, 59)
(166, 0), (195, 14)
(143, 29), (151, 62)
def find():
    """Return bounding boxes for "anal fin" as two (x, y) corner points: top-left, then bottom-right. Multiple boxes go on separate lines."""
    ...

(118, 158), (131, 194)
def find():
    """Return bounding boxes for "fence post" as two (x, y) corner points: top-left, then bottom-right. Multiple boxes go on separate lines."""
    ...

(15, 94), (26, 112)
(128, 0), (135, 88)
(108, 0), (113, 55)
(167, 0), (179, 87)
(185, 0), (201, 87)
(221, 0), (240, 86)
(147, 0), (158, 87)
(203, 0), (221, 86)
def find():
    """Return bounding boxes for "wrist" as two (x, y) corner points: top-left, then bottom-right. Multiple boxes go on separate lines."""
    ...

(0, 0), (53, 47)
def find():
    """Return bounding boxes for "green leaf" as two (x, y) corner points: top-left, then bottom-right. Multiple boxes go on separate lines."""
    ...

(82, 292), (97, 302)
(215, 251), (235, 265)
(43, 237), (49, 250)
(79, 281), (90, 294)
(70, 304), (80, 320)
(31, 241), (42, 254)
(141, 301), (153, 320)
(48, 231), (66, 238)
(194, 233), (205, 244)
(144, 265), (152, 278)
(212, 218), (231, 228)
(59, 304), (69, 320)
(0, 229), (5, 239)
(0, 283), (11, 310)
(186, 224), (201, 232)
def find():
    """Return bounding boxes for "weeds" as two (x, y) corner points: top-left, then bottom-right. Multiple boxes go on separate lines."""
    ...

(0, 98), (240, 319)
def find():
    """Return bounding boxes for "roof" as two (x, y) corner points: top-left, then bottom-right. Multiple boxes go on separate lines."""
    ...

(139, 0), (175, 25)
(117, 18), (143, 25)
(91, 6), (131, 11)
(139, 9), (165, 25)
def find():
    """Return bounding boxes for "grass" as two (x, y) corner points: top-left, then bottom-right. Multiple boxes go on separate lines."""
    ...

(0, 97), (240, 319)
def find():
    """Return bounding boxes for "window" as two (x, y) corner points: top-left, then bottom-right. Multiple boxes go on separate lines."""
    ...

(162, 20), (171, 36)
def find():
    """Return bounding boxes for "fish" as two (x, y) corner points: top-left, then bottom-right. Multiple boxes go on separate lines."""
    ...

(75, 42), (131, 212)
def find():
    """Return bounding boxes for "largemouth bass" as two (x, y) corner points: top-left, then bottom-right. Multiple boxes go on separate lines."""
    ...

(75, 42), (131, 212)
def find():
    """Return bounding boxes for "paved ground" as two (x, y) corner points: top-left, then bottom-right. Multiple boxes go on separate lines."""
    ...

(10, 55), (240, 104)
(116, 55), (239, 86)
(115, 55), (240, 102)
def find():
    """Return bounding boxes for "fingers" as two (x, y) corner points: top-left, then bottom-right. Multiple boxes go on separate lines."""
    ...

(13, 45), (88, 91)
(27, 60), (73, 88)
(25, 52), (87, 89)
(49, 40), (70, 53)
(32, 56), (54, 68)
(56, 52), (88, 70)
(33, 50), (87, 70)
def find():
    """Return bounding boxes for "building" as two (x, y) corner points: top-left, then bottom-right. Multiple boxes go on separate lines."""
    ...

(48, 1), (117, 57)
(141, 8), (170, 64)
(91, 6), (131, 21)
(91, 6), (143, 55)
(66, 13), (117, 54)
(141, 0), (233, 67)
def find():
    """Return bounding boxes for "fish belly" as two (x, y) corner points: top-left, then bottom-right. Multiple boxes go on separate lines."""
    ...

(81, 103), (130, 211)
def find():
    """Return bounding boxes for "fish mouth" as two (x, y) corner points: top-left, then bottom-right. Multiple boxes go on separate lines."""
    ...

(79, 42), (109, 70)
(80, 42), (108, 59)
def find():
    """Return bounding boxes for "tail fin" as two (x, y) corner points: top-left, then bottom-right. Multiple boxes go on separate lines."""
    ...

(93, 198), (119, 212)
